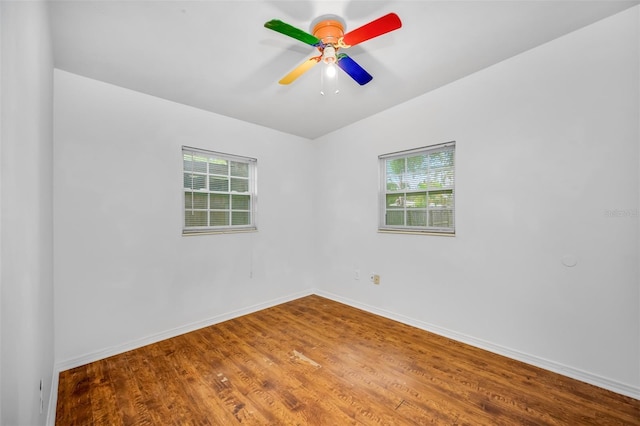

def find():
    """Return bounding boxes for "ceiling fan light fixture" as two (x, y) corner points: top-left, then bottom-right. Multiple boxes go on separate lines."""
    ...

(322, 45), (337, 64)
(320, 44), (338, 95)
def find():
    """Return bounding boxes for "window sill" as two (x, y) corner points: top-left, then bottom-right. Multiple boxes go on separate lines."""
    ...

(378, 229), (455, 237)
(183, 228), (257, 236)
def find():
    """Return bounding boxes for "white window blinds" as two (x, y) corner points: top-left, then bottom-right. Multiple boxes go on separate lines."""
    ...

(379, 142), (455, 234)
(183, 147), (257, 234)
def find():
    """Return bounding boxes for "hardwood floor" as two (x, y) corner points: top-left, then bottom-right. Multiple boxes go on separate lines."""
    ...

(56, 295), (639, 425)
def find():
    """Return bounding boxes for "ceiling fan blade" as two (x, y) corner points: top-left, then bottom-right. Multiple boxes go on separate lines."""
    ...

(340, 13), (402, 47)
(279, 56), (321, 84)
(336, 53), (373, 85)
(264, 19), (321, 46)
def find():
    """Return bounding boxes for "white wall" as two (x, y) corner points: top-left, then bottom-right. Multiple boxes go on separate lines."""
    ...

(53, 70), (315, 365)
(313, 6), (639, 396)
(1, 1), (55, 425)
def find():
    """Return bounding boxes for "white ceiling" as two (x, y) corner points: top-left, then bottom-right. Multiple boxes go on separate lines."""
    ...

(50, 0), (638, 139)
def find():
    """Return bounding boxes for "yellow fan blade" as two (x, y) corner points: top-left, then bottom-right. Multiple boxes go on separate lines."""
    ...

(279, 56), (321, 85)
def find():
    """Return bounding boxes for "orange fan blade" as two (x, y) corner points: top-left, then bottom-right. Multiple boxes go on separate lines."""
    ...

(279, 56), (321, 85)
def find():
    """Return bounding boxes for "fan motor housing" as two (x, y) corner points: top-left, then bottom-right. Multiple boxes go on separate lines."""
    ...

(312, 17), (345, 45)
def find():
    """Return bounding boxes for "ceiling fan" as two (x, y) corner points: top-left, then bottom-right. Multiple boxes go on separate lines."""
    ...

(264, 13), (402, 87)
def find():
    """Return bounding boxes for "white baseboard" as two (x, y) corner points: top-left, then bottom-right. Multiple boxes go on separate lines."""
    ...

(55, 288), (315, 372)
(315, 289), (640, 400)
(47, 367), (59, 426)
(47, 288), (316, 426)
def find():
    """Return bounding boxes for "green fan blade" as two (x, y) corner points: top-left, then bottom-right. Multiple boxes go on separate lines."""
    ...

(264, 20), (321, 46)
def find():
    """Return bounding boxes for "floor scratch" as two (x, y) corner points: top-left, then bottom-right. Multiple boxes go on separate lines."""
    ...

(292, 350), (321, 368)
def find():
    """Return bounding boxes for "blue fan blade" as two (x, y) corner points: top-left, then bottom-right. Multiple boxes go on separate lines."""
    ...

(336, 53), (373, 85)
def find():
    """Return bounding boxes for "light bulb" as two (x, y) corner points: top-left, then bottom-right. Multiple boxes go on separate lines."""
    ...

(325, 62), (337, 78)
(320, 64), (339, 95)
(320, 46), (339, 96)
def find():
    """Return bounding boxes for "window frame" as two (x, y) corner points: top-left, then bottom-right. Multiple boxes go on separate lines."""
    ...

(378, 142), (455, 235)
(182, 146), (257, 235)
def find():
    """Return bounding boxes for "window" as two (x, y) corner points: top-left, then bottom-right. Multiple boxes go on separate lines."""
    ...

(182, 147), (257, 234)
(379, 142), (455, 234)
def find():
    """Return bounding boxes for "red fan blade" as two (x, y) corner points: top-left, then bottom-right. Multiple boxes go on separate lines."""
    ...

(341, 13), (401, 47)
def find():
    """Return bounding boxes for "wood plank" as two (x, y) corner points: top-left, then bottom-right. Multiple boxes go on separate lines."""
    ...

(56, 295), (640, 425)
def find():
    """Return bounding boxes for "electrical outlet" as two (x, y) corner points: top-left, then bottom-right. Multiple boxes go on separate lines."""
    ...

(370, 274), (380, 285)
(354, 269), (360, 280)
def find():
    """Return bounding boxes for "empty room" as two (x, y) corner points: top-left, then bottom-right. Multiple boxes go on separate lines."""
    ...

(1, 0), (639, 425)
